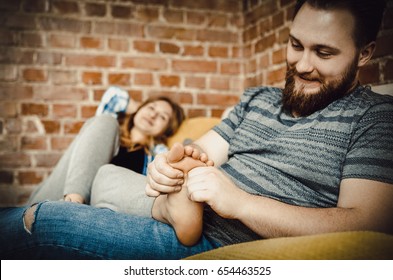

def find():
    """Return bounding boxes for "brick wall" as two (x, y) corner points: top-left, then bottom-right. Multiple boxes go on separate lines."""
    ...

(1, 0), (392, 206)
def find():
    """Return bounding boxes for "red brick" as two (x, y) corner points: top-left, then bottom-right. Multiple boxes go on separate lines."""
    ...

(267, 67), (286, 84)
(255, 33), (276, 53)
(0, 65), (17, 82)
(0, 153), (31, 168)
(160, 75), (180, 87)
(185, 76), (206, 89)
(134, 40), (155, 53)
(186, 11), (206, 25)
(111, 5), (133, 19)
(0, 171), (13, 184)
(197, 93), (239, 106)
(272, 11), (284, 29)
(0, 86), (33, 100)
(23, 0), (47, 13)
(41, 120), (61, 134)
(64, 121), (84, 134)
(384, 59), (393, 81)
(108, 73), (131, 85)
(208, 46), (228, 58)
(272, 48), (286, 64)
(23, 68), (47, 82)
(359, 63), (379, 85)
(80, 36), (103, 49)
(40, 17), (91, 33)
(116, 22), (144, 37)
(147, 26), (195, 41)
(173, 60), (217, 73)
(159, 42), (180, 54)
(220, 62), (241, 75)
(212, 108), (225, 118)
(21, 136), (47, 150)
(171, 0), (240, 13)
(197, 30), (237, 43)
(108, 38), (129, 52)
(122, 57), (167, 70)
(210, 77), (230, 90)
(23, 119), (41, 134)
(0, 135), (19, 152)
(183, 45), (204, 56)
(19, 33), (44, 48)
(85, 3), (106, 17)
(53, 104), (77, 118)
(18, 171), (43, 185)
(52, 1), (79, 14)
(82, 72), (102, 85)
(374, 33), (393, 58)
(163, 9), (183, 23)
(34, 86), (88, 101)
(36, 52), (62, 65)
(147, 91), (193, 105)
(0, 101), (18, 117)
(206, 14), (228, 28)
(65, 55), (116, 67)
(135, 6), (159, 22)
(52, 70), (77, 85)
(3, 49), (32, 66)
(187, 108), (207, 118)
(21, 103), (49, 117)
(134, 73), (153, 86)
(51, 136), (74, 151)
(81, 105), (97, 118)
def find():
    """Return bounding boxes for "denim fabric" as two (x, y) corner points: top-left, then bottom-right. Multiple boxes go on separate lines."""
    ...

(0, 201), (220, 260)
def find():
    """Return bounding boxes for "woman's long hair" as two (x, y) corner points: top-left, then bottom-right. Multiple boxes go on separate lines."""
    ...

(119, 96), (185, 153)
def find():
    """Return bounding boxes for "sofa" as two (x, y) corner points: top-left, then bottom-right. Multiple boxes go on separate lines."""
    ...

(167, 117), (393, 260)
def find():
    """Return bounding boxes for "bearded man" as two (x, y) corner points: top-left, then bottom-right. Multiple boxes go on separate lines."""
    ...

(1, 0), (392, 259)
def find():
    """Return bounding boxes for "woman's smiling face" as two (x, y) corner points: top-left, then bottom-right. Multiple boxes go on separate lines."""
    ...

(133, 100), (173, 137)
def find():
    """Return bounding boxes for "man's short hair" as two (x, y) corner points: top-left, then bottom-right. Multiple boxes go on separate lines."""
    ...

(293, 0), (387, 49)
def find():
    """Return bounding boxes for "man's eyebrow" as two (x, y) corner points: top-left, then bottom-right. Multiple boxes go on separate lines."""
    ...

(288, 34), (341, 53)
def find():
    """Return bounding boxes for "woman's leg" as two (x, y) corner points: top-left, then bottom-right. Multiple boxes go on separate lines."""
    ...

(0, 202), (220, 259)
(28, 115), (120, 204)
(90, 164), (154, 217)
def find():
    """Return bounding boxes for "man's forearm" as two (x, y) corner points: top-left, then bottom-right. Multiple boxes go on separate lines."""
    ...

(236, 193), (377, 238)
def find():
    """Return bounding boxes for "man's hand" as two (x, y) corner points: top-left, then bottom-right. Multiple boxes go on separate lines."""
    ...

(186, 166), (247, 219)
(145, 143), (213, 197)
(145, 152), (184, 197)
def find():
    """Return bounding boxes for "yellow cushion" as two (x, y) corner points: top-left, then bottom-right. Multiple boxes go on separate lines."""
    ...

(168, 117), (221, 148)
(186, 231), (393, 260)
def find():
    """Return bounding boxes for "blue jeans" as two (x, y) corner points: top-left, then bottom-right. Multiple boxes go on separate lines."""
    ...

(0, 201), (220, 259)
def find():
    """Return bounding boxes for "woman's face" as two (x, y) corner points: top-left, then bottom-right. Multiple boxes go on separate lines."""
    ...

(133, 100), (173, 137)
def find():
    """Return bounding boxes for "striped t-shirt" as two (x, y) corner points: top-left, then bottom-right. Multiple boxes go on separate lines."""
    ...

(203, 85), (393, 245)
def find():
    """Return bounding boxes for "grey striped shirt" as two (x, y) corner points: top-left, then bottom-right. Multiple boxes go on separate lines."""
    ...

(203, 85), (393, 245)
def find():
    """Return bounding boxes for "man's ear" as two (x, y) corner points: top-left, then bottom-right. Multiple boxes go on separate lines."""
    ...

(357, 41), (376, 67)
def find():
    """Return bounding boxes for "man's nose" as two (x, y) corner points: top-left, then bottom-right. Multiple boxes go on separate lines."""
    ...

(296, 52), (314, 74)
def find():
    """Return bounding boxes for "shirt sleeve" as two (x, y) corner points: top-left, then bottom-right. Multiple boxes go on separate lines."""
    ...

(342, 102), (393, 184)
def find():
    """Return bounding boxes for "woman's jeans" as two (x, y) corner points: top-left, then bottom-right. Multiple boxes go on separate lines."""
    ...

(0, 201), (220, 259)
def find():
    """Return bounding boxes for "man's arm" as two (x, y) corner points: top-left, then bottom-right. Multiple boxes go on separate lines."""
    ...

(187, 167), (393, 237)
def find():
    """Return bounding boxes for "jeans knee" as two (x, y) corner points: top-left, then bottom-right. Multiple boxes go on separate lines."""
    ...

(23, 204), (39, 234)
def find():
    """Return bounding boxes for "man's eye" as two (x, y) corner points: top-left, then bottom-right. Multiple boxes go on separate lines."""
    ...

(316, 51), (332, 58)
(291, 42), (303, 50)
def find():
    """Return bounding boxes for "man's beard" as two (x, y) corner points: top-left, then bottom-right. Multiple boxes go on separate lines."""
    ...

(282, 60), (358, 117)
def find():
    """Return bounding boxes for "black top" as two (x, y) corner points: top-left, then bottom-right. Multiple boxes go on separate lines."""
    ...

(110, 146), (145, 174)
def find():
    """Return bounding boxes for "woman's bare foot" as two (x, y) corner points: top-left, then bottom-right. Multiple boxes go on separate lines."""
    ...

(152, 143), (212, 246)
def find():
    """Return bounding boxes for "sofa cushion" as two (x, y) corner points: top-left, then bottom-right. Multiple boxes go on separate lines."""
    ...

(167, 117), (221, 148)
(186, 231), (393, 260)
